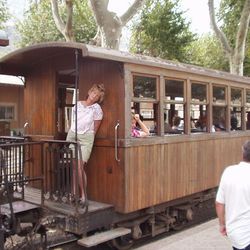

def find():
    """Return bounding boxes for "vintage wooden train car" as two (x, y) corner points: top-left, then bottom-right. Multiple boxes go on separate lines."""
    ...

(0, 42), (250, 249)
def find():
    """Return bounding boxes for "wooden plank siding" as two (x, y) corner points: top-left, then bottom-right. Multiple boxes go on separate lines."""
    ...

(87, 135), (247, 214)
(24, 67), (56, 136)
(122, 136), (245, 213)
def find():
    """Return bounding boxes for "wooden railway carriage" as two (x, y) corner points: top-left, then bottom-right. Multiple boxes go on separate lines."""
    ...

(0, 42), (250, 248)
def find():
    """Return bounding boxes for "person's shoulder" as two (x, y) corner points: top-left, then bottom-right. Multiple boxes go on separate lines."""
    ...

(224, 163), (242, 174)
(93, 103), (101, 108)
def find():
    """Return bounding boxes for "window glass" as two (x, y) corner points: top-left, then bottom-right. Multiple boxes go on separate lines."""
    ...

(131, 102), (156, 134)
(165, 79), (184, 101)
(0, 105), (15, 120)
(164, 103), (184, 134)
(231, 107), (242, 130)
(191, 83), (206, 102)
(246, 90), (250, 106)
(213, 86), (226, 104)
(246, 108), (250, 130)
(231, 88), (242, 105)
(213, 106), (226, 131)
(133, 75), (156, 99)
(190, 104), (208, 133)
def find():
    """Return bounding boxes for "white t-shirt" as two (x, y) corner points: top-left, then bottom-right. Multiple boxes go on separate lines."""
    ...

(70, 101), (103, 134)
(216, 161), (250, 249)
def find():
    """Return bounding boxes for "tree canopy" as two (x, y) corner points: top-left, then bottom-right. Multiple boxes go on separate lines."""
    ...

(0, 0), (9, 29)
(130, 0), (196, 62)
(187, 34), (228, 71)
(16, 0), (96, 47)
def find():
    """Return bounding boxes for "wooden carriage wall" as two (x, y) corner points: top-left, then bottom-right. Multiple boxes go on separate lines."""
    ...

(0, 42), (249, 214)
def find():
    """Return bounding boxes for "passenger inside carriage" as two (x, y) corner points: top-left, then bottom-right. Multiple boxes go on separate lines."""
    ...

(131, 113), (150, 137)
(171, 115), (182, 131)
(195, 115), (216, 132)
(231, 116), (238, 131)
(246, 112), (250, 130)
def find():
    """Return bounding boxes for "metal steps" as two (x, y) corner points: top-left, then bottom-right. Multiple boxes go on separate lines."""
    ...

(77, 227), (131, 247)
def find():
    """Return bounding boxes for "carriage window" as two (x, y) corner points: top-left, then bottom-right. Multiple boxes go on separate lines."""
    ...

(190, 83), (208, 133)
(246, 90), (250, 130)
(0, 103), (16, 121)
(231, 88), (242, 105)
(164, 103), (184, 134)
(230, 88), (242, 131)
(246, 108), (250, 130)
(246, 90), (250, 105)
(213, 86), (226, 104)
(133, 75), (156, 99)
(191, 104), (209, 132)
(191, 83), (207, 102)
(231, 107), (242, 130)
(165, 79), (184, 100)
(213, 106), (226, 131)
(164, 79), (185, 134)
(131, 75), (158, 136)
(131, 102), (157, 134)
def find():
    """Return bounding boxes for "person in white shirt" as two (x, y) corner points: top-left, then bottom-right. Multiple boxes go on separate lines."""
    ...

(216, 140), (250, 250)
(67, 84), (105, 205)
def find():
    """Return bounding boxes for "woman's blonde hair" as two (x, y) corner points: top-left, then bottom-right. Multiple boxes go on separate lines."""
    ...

(88, 84), (105, 103)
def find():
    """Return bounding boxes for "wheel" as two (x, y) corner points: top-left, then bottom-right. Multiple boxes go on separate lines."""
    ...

(110, 235), (134, 250)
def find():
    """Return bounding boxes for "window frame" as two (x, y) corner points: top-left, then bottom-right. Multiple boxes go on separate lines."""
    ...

(0, 102), (16, 121)
(131, 73), (160, 136)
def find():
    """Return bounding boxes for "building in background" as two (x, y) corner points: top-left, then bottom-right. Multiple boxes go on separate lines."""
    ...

(0, 75), (24, 135)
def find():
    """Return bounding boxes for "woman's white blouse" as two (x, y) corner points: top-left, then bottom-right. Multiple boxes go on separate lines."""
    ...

(70, 101), (103, 134)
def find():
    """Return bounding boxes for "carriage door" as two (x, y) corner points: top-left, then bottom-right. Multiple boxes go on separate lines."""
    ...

(56, 72), (75, 140)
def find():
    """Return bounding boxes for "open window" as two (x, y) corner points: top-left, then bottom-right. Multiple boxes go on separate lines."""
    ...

(230, 87), (243, 130)
(131, 75), (159, 135)
(190, 82), (208, 133)
(245, 89), (250, 130)
(212, 85), (227, 131)
(164, 79), (185, 134)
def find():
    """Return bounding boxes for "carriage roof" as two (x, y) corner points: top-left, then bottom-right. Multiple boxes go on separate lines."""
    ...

(0, 41), (250, 83)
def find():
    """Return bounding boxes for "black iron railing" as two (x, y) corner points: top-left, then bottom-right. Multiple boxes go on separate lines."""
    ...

(0, 137), (88, 214)
(0, 140), (44, 201)
(43, 140), (88, 212)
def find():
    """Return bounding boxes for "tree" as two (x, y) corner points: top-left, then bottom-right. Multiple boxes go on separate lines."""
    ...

(187, 34), (229, 71)
(0, 0), (9, 29)
(51, 0), (74, 41)
(208, 0), (250, 75)
(88, 0), (146, 49)
(129, 0), (196, 62)
(17, 0), (96, 47)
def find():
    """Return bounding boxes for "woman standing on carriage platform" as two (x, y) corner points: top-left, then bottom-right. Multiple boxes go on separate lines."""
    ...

(66, 84), (105, 205)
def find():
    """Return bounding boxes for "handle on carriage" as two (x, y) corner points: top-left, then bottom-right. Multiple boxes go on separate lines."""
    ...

(115, 122), (120, 162)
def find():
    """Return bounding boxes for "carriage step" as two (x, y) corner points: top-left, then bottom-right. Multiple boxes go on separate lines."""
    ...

(77, 227), (131, 247)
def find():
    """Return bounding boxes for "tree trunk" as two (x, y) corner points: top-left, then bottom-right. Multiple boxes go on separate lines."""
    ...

(89, 0), (146, 49)
(208, 0), (250, 76)
(51, 0), (75, 42)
